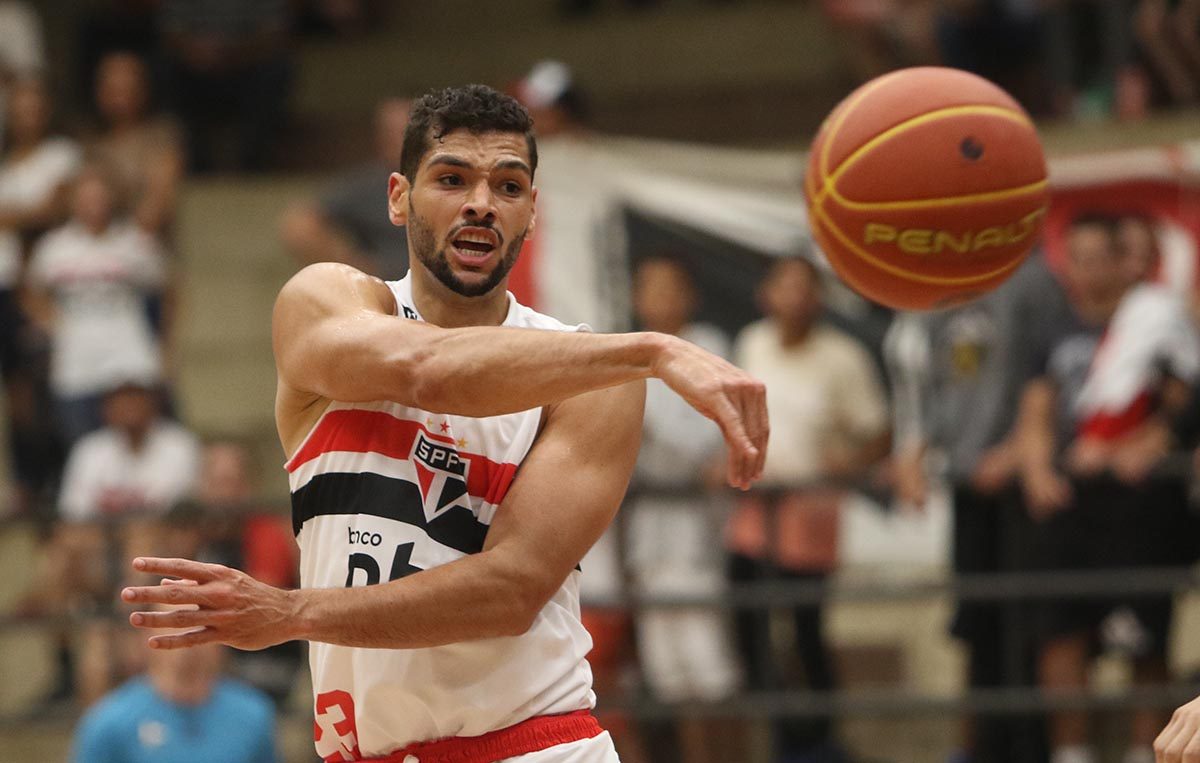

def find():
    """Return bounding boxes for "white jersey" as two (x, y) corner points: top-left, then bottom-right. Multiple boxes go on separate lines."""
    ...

(287, 275), (596, 762)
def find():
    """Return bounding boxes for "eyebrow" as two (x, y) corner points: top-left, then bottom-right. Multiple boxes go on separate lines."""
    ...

(426, 154), (532, 177)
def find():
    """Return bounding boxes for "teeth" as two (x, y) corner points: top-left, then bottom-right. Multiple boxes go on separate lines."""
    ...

(456, 231), (494, 246)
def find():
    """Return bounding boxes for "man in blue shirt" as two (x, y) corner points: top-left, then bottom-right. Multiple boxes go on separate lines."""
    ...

(72, 609), (279, 763)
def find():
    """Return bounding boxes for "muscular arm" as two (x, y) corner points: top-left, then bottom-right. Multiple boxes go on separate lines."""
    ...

(123, 382), (646, 649)
(276, 262), (765, 487)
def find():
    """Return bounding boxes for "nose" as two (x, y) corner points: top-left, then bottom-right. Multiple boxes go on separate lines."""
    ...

(460, 179), (497, 222)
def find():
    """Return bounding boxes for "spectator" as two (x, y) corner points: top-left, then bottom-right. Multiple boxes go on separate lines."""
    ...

(0, 75), (81, 512)
(515, 59), (590, 139)
(75, 1), (159, 110)
(886, 253), (1070, 763)
(0, 1), (45, 145)
(1017, 213), (1199, 763)
(173, 441), (302, 706)
(19, 380), (199, 704)
(625, 255), (742, 763)
(725, 257), (890, 763)
(278, 97), (411, 279)
(71, 606), (280, 763)
(1131, 0), (1199, 107)
(87, 51), (186, 240)
(58, 380), (199, 522)
(936, 0), (1055, 115)
(24, 163), (170, 445)
(158, 0), (294, 173)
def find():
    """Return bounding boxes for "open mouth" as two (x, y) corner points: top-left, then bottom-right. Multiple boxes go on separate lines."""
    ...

(450, 227), (499, 262)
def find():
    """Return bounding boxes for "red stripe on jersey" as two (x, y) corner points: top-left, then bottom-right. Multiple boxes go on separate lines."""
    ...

(287, 409), (517, 504)
(1078, 389), (1155, 441)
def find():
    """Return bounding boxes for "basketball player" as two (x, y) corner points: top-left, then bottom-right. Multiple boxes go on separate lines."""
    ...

(121, 85), (768, 763)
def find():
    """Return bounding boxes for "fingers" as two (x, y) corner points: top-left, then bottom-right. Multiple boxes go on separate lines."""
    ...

(121, 581), (222, 608)
(130, 608), (216, 630)
(713, 394), (756, 490)
(1155, 719), (1180, 762)
(740, 380), (769, 483)
(132, 557), (226, 583)
(147, 627), (219, 650)
(1158, 722), (1193, 763)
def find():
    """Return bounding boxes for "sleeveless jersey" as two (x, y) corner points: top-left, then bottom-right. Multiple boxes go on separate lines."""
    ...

(286, 275), (596, 762)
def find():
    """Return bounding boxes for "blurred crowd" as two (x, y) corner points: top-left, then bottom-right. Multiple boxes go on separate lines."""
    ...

(817, 0), (1200, 118)
(584, 210), (1200, 763)
(2, 3), (1200, 763)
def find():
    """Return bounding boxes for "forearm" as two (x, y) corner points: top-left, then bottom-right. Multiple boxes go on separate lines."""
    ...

(291, 550), (539, 649)
(405, 327), (665, 417)
(1016, 381), (1058, 476)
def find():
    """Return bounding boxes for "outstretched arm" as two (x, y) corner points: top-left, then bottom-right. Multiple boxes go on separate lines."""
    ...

(123, 381), (646, 650)
(276, 262), (766, 488)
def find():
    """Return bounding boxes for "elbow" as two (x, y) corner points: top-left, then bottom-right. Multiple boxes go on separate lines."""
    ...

(401, 345), (449, 412)
(499, 583), (552, 637)
(499, 607), (539, 638)
(491, 569), (557, 638)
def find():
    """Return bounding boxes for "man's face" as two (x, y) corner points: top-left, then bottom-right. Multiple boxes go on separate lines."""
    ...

(634, 259), (696, 332)
(1117, 217), (1158, 284)
(103, 386), (159, 434)
(389, 128), (536, 298)
(762, 260), (820, 328)
(8, 80), (49, 143)
(1067, 224), (1122, 301)
(96, 53), (147, 123)
(72, 172), (115, 230)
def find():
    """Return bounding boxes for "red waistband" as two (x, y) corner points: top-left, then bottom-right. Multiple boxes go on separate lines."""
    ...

(359, 710), (603, 763)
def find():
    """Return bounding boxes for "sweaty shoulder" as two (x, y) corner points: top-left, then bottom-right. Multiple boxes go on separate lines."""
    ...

(275, 262), (396, 323)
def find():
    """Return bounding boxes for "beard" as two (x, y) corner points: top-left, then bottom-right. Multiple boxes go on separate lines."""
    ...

(407, 205), (525, 298)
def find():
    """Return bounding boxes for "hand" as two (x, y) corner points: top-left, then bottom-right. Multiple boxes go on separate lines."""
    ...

(1065, 437), (1111, 476)
(1022, 466), (1072, 520)
(1110, 421), (1170, 485)
(1155, 694), (1200, 762)
(122, 557), (301, 651)
(889, 446), (928, 509)
(970, 442), (1018, 494)
(653, 335), (768, 490)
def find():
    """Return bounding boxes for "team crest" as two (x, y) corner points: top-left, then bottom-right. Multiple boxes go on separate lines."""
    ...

(411, 433), (472, 521)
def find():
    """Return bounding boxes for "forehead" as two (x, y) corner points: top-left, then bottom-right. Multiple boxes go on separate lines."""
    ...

(638, 259), (692, 285)
(420, 128), (531, 171)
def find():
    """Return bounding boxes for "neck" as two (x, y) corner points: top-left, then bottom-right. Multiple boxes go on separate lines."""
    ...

(8, 137), (39, 159)
(409, 266), (509, 328)
(124, 424), (152, 452)
(84, 219), (111, 236)
(1075, 283), (1128, 324)
(776, 319), (813, 347)
(150, 668), (213, 706)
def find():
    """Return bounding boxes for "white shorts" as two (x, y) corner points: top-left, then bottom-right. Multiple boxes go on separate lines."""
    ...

(501, 731), (619, 762)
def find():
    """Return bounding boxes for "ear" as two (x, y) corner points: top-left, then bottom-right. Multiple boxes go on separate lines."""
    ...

(526, 186), (538, 238)
(387, 173), (410, 226)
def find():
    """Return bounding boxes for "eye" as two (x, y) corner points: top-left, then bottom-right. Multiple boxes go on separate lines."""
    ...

(437, 174), (463, 186)
(500, 181), (524, 196)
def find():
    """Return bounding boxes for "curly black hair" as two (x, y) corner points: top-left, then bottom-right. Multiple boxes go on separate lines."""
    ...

(399, 84), (537, 182)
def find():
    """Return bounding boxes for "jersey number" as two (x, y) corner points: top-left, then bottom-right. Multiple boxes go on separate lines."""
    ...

(345, 542), (421, 587)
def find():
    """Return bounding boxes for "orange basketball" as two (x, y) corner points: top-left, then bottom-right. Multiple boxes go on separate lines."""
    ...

(804, 67), (1048, 311)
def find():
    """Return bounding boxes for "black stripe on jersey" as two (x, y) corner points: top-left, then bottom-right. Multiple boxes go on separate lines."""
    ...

(291, 472), (489, 555)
